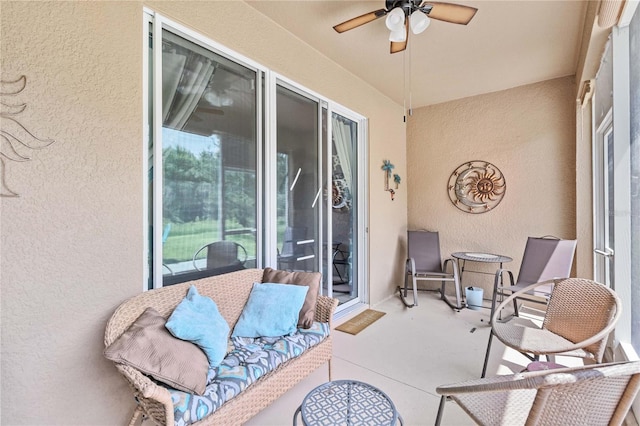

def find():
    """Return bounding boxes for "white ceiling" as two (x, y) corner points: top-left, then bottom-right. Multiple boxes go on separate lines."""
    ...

(246, 0), (588, 108)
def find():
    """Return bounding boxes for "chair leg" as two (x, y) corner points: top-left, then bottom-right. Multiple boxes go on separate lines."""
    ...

(453, 279), (462, 309)
(412, 274), (419, 307)
(434, 395), (447, 426)
(397, 268), (417, 308)
(481, 331), (494, 378)
(440, 280), (463, 311)
(512, 296), (519, 317)
(128, 406), (143, 426)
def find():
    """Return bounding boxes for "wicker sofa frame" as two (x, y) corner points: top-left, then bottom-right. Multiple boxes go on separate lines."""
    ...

(104, 268), (338, 426)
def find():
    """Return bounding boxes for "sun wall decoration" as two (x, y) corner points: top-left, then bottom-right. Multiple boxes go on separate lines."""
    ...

(447, 161), (506, 213)
(1, 75), (56, 197)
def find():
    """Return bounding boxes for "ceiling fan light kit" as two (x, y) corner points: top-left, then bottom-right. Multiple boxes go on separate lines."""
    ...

(410, 12), (430, 34)
(389, 28), (407, 42)
(385, 7), (405, 31)
(333, 0), (478, 53)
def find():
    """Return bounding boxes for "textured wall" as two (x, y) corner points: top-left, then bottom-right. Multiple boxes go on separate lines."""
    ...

(1, 1), (406, 424)
(407, 77), (577, 294)
(1, 2), (144, 424)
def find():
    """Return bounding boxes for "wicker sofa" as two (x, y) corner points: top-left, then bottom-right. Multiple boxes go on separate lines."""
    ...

(104, 268), (338, 426)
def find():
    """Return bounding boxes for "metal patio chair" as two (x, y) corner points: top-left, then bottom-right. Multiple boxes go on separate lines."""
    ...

(490, 236), (577, 319)
(481, 278), (621, 378)
(278, 226), (314, 271)
(437, 360), (640, 426)
(397, 230), (462, 310)
(193, 240), (248, 271)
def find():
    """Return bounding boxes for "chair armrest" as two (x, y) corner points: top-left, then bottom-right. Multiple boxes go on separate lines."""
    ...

(442, 258), (460, 279)
(438, 361), (637, 396)
(193, 244), (208, 271)
(490, 279), (622, 354)
(315, 295), (339, 327)
(115, 363), (175, 425)
(493, 268), (515, 291)
(436, 371), (538, 395)
(406, 258), (416, 275)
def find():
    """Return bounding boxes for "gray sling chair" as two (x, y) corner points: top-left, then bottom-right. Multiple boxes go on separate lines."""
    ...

(490, 236), (577, 320)
(397, 230), (463, 310)
(481, 278), (621, 378)
(436, 361), (640, 426)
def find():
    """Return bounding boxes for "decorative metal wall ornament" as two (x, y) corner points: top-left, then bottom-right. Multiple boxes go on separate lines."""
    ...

(331, 154), (351, 210)
(1, 76), (56, 197)
(447, 160), (506, 213)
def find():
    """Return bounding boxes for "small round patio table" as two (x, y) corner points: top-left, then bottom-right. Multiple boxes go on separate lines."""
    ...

(293, 380), (404, 425)
(451, 252), (513, 310)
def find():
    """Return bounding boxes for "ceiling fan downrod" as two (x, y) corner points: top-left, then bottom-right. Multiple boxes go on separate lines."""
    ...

(385, 0), (423, 16)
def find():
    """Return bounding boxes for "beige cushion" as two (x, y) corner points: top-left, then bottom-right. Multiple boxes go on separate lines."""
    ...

(262, 267), (320, 329)
(104, 307), (209, 395)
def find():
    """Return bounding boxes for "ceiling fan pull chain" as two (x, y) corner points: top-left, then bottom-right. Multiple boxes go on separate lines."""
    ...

(408, 33), (413, 118)
(403, 46), (406, 122)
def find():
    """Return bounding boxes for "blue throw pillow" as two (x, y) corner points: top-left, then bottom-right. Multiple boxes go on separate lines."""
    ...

(166, 286), (230, 368)
(232, 283), (309, 338)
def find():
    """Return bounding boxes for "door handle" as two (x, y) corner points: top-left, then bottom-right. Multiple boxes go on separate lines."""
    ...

(594, 248), (614, 257)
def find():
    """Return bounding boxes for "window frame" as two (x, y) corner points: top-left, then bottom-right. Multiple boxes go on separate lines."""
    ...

(143, 10), (368, 309)
(592, 2), (640, 367)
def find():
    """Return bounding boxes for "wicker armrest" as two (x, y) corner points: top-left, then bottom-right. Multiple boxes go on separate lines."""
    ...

(116, 363), (175, 425)
(314, 295), (339, 327)
(438, 361), (640, 395)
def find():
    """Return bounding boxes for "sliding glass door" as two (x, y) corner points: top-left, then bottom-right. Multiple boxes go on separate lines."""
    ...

(269, 81), (366, 309)
(329, 112), (361, 306)
(274, 84), (321, 273)
(146, 13), (367, 311)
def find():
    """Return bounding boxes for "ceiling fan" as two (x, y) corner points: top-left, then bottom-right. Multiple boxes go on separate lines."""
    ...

(333, 0), (478, 54)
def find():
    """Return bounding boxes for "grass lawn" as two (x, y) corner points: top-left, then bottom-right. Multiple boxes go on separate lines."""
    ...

(163, 220), (257, 263)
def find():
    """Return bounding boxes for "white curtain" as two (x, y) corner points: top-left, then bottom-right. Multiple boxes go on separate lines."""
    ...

(332, 115), (353, 191)
(162, 51), (186, 122)
(162, 49), (215, 130)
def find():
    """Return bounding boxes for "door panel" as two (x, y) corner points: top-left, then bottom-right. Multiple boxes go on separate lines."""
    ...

(594, 117), (615, 288)
(275, 85), (320, 273)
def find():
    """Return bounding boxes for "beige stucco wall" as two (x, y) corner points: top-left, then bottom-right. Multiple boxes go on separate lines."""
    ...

(407, 76), (577, 295)
(0, 1), (407, 424)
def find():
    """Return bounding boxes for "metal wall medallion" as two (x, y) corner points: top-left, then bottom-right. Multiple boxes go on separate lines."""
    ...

(447, 161), (506, 213)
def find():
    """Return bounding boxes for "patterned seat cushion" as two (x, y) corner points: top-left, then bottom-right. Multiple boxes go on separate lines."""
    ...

(169, 321), (330, 426)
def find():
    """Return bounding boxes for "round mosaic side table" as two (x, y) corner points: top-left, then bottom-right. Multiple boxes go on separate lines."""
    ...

(293, 380), (404, 425)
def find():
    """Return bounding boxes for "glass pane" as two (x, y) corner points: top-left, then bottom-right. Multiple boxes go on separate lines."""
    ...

(606, 130), (615, 287)
(629, 5), (640, 355)
(147, 25), (154, 289)
(159, 30), (257, 285)
(275, 85), (320, 273)
(331, 112), (358, 305)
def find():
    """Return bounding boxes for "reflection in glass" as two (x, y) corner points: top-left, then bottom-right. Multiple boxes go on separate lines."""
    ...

(330, 113), (358, 305)
(275, 85), (319, 273)
(151, 29), (257, 286)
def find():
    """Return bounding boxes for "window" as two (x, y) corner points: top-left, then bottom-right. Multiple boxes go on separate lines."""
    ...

(592, 2), (639, 361)
(144, 12), (368, 312)
(147, 25), (259, 288)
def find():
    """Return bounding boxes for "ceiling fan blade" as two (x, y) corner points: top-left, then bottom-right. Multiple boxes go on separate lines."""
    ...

(422, 1), (478, 25)
(333, 9), (387, 33)
(390, 40), (407, 54)
(390, 17), (409, 54)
